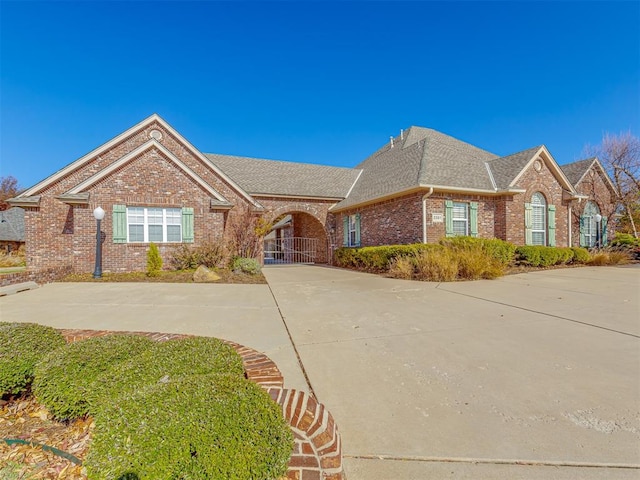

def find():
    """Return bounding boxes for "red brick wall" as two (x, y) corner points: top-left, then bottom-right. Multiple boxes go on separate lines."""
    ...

(24, 122), (254, 272)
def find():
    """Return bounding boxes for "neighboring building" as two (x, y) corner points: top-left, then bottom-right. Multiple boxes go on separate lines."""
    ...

(0, 207), (25, 253)
(8, 114), (616, 272)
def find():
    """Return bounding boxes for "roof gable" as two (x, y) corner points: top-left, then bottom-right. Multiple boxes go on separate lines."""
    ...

(17, 114), (261, 208)
(561, 157), (618, 196)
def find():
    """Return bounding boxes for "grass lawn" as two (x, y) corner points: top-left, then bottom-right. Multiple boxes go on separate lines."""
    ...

(59, 269), (266, 284)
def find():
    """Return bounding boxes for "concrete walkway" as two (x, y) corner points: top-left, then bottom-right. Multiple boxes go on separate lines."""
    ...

(263, 265), (640, 479)
(1, 265), (639, 479)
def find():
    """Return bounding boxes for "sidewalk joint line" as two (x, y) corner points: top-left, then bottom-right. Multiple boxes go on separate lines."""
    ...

(266, 282), (318, 400)
(436, 286), (640, 339)
(344, 453), (640, 469)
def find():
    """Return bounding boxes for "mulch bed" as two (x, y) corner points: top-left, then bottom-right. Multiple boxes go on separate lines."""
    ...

(0, 395), (90, 479)
(59, 269), (266, 284)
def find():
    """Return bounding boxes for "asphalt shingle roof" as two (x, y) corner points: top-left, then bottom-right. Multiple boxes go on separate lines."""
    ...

(560, 157), (596, 186)
(334, 127), (500, 210)
(0, 207), (25, 242)
(204, 153), (361, 199)
(486, 146), (542, 189)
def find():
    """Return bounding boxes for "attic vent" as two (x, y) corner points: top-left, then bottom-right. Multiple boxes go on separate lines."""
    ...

(390, 136), (394, 148)
(149, 129), (163, 141)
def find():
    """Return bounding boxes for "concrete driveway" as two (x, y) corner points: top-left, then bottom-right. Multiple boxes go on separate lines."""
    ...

(1, 265), (639, 479)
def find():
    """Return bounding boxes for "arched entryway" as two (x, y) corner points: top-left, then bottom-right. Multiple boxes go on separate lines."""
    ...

(263, 211), (329, 264)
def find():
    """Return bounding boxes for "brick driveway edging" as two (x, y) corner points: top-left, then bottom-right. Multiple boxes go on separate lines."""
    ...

(58, 329), (344, 480)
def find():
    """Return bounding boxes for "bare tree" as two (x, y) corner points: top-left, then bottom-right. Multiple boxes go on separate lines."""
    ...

(587, 132), (640, 238)
(0, 176), (22, 211)
(226, 207), (274, 259)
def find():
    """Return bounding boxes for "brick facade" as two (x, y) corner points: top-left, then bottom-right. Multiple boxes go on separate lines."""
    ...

(16, 117), (616, 273)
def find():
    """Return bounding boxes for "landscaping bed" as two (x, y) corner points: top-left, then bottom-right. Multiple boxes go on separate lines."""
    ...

(1, 326), (293, 479)
(59, 269), (266, 284)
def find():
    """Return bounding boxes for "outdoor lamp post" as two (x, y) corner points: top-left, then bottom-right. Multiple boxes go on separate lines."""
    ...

(93, 207), (105, 278)
(594, 213), (602, 249)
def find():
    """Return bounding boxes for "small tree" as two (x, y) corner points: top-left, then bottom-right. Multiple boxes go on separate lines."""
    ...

(586, 132), (640, 238)
(0, 176), (21, 211)
(146, 243), (163, 277)
(226, 207), (273, 259)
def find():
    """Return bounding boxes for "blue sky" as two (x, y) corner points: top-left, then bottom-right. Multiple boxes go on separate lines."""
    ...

(1, 1), (638, 189)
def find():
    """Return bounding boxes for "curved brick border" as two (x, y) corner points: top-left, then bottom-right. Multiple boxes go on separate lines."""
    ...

(57, 329), (343, 479)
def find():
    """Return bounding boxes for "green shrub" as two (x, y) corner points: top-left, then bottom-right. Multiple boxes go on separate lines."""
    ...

(85, 374), (293, 480)
(170, 242), (228, 270)
(33, 334), (154, 420)
(570, 247), (591, 263)
(516, 246), (573, 267)
(231, 257), (261, 275)
(88, 337), (244, 410)
(146, 242), (163, 277)
(610, 232), (640, 248)
(334, 244), (437, 271)
(0, 323), (65, 396)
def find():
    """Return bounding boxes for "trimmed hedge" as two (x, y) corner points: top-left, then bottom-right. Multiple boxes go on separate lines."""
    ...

(88, 337), (245, 410)
(570, 247), (591, 264)
(33, 334), (154, 420)
(334, 243), (438, 271)
(85, 374), (294, 480)
(515, 246), (575, 267)
(0, 322), (66, 396)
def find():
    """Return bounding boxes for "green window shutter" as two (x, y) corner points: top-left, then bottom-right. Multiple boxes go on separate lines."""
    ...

(524, 203), (533, 245)
(548, 205), (556, 247)
(112, 205), (127, 243)
(470, 202), (478, 237)
(602, 216), (608, 245)
(343, 216), (349, 247)
(445, 200), (454, 237)
(579, 215), (587, 247)
(182, 207), (194, 243)
(355, 213), (361, 247)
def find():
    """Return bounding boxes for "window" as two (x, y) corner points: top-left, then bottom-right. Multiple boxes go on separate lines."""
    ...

(580, 201), (605, 248)
(126, 207), (182, 243)
(525, 193), (556, 246)
(445, 201), (478, 237)
(343, 213), (361, 247)
(531, 193), (546, 246)
(452, 202), (469, 236)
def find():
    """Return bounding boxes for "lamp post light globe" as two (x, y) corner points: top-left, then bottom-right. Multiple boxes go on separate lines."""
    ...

(93, 207), (105, 278)
(93, 207), (105, 221)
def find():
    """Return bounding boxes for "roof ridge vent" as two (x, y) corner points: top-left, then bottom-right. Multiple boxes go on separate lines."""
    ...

(390, 136), (394, 148)
(400, 129), (404, 141)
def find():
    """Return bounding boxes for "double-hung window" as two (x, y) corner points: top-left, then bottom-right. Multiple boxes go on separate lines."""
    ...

(445, 201), (478, 237)
(452, 202), (469, 236)
(126, 207), (182, 243)
(343, 213), (361, 247)
(531, 193), (546, 246)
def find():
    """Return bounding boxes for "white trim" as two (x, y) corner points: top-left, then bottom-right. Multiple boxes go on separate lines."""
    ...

(484, 162), (498, 191)
(509, 146), (577, 193)
(67, 140), (229, 202)
(344, 169), (363, 198)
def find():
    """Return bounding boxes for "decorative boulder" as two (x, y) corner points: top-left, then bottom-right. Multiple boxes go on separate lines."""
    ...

(193, 265), (221, 282)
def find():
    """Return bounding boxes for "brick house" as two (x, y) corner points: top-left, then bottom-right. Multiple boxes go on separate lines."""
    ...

(0, 207), (25, 253)
(8, 114), (616, 272)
